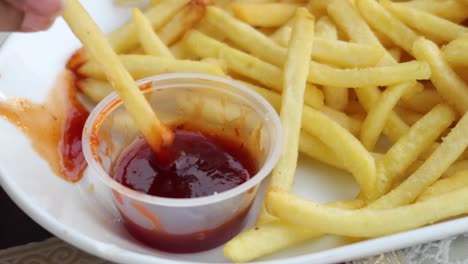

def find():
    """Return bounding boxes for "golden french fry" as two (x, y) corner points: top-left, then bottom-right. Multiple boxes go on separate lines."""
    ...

(320, 106), (362, 136)
(109, 0), (189, 53)
(398, 0), (468, 23)
(168, 40), (197, 60)
(368, 112), (468, 209)
(257, 8), (315, 225)
(267, 8), (315, 191)
(79, 54), (225, 80)
(301, 107), (376, 199)
(315, 16), (348, 111)
(356, 0), (420, 54)
(63, 0), (173, 152)
(442, 37), (468, 67)
(412, 37), (468, 114)
(266, 187), (468, 237)
(132, 8), (173, 58)
(394, 106), (423, 126)
(360, 82), (419, 150)
(370, 104), (456, 200)
(442, 160), (468, 178)
(269, 24), (292, 47)
(204, 6), (385, 68)
(388, 47), (402, 62)
(417, 170), (468, 202)
(308, 60), (430, 88)
(230, 2), (298, 27)
(237, 81), (343, 168)
(381, 0), (468, 43)
(298, 131), (344, 169)
(224, 199), (364, 263)
(77, 78), (113, 103)
(304, 84), (325, 110)
(401, 88), (444, 114)
(315, 16), (337, 39)
(306, 0), (330, 18)
(157, 0), (209, 46)
(184, 30), (284, 90)
(327, 0), (412, 142)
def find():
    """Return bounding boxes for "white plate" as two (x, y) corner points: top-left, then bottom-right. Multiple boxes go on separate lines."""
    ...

(1, 1), (467, 263)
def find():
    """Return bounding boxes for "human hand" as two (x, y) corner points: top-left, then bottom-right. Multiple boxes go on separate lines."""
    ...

(0, 0), (63, 32)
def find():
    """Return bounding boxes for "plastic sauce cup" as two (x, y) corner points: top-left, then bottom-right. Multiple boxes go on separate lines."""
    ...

(82, 73), (283, 253)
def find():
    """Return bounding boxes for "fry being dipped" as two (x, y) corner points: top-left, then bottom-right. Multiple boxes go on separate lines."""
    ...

(62, 0), (174, 151)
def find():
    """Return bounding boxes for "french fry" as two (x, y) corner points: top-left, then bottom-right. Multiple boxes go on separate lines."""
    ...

(307, 60), (430, 88)
(304, 84), (325, 109)
(77, 78), (113, 103)
(315, 16), (348, 111)
(401, 88), (444, 114)
(412, 37), (468, 114)
(257, 8), (315, 225)
(204, 6), (384, 68)
(298, 131), (344, 169)
(184, 30), (284, 90)
(306, 0), (330, 18)
(370, 104), (456, 200)
(381, 0), (468, 43)
(224, 199), (364, 262)
(186, 31), (412, 92)
(109, 0), (189, 53)
(368, 112), (468, 209)
(388, 47), (402, 62)
(157, 0), (209, 46)
(230, 2), (298, 27)
(266, 186), (468, 237)
(321, 106), (362, 136)
(63, 0), (173, 152)
(417, 170), (468, 202)
(168, 40), (197, 60)
(132, 8), (173, 58)
(315, 16), (337, 39)
(327, 0), (411, 142)
(398, 0), (468, 23)
(356, 0), (420, 55)
(442, 160), (468, 178)
(78, 54), (225, 80)
(442, 37), (468, 67)
(360, 82), (419, 150)
(269, 24), (292, 47)
(394, 106), (423, 126)
(267, 8), (315, 191)
(237, 81), (342, 168)
(301, 107), (376, 199)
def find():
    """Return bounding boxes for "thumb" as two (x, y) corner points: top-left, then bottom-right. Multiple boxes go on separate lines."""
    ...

(0, 0), (23, 32)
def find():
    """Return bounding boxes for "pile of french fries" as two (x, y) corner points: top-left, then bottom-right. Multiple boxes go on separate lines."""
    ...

(71, 0), (468, 262)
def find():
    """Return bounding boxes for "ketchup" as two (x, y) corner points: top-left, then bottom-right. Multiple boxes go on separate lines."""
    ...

(112, 125), (257, 252)
(113, 127), (257, 198)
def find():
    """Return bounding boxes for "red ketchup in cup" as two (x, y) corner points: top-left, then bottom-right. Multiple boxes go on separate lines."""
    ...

(113, 126), (257, 252)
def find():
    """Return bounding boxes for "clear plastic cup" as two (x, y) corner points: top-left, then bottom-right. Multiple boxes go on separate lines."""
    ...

(82, 73), (282, 253)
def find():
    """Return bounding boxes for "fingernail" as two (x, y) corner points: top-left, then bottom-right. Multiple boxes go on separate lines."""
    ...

(20, 13), (54, 32)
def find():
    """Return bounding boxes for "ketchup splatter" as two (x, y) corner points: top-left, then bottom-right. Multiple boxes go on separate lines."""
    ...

(113, 127), (257, 199)
(0, 71), (89, 182)
(58, 83), (89, 181)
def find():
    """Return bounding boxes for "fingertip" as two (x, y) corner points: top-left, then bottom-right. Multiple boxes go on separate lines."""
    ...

(20, 13), (55, 32)
(23, 0), (64, 16)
